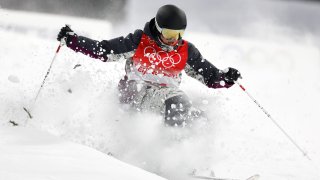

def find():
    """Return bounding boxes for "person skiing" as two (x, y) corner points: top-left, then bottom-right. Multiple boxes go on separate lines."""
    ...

(57, 4), (241, 126)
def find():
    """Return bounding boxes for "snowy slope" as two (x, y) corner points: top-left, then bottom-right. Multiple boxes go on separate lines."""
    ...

(1, 8), (320, 180)
(0, 126), (166, 180)
(0, 9), (166, 180)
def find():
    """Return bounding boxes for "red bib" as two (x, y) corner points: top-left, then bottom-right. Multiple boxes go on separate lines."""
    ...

(132, 33), (188, 78)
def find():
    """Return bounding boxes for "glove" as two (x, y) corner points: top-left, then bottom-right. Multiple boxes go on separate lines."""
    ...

(57, 25), (74, 42)
(223, 67), (241, 83)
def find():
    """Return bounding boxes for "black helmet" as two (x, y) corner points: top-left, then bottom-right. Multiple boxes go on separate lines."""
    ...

(155, 4), (187, 31)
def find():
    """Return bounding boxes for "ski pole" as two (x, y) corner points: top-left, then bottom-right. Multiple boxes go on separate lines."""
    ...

(235, 81), (311, 161)
(23, 37), (67, 120)
(34, 38), (66, 102)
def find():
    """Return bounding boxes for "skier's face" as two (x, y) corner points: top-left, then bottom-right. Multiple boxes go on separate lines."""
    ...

(160, 34), (179, 46)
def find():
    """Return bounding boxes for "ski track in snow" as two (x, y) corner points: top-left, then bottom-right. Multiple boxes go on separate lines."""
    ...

(1, 9), (320, 180)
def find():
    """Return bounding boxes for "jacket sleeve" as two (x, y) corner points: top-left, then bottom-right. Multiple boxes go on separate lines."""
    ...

(66, 29), (143, 62)
(184, 42), (233, 88)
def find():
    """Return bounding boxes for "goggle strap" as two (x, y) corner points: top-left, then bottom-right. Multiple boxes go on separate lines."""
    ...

(155, 18), (163, 34)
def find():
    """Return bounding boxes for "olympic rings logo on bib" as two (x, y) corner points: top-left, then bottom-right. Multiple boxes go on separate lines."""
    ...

(144, 46), (181, 69)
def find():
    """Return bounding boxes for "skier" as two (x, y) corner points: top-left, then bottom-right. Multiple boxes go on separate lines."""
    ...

(57, 4), (241, 126)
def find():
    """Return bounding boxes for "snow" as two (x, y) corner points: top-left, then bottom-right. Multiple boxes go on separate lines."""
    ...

(7, 75), (20, 83)
(1, 7), (320, 180)
(0, 126), (166, 180)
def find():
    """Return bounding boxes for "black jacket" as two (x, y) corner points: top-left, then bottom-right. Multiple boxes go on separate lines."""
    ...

(66, 18), (233, 88)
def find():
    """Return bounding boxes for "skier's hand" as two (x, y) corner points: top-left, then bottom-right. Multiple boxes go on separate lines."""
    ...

(223, 67), (241, 83)
(57, 25), (74, 42)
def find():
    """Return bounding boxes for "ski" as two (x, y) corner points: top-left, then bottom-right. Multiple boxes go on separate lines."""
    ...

(191, 174), (260, 180)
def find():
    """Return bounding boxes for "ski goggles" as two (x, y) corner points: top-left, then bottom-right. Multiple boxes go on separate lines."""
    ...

(161, 28), (185, 40)
(155, 18), (185, 40)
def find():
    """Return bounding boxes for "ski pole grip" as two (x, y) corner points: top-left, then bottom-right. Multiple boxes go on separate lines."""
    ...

(60, 37), (67, 47)
(57, 37), (67, 53)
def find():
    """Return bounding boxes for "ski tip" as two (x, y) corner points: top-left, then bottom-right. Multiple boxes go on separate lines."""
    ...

(247, 174), (260, 180)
